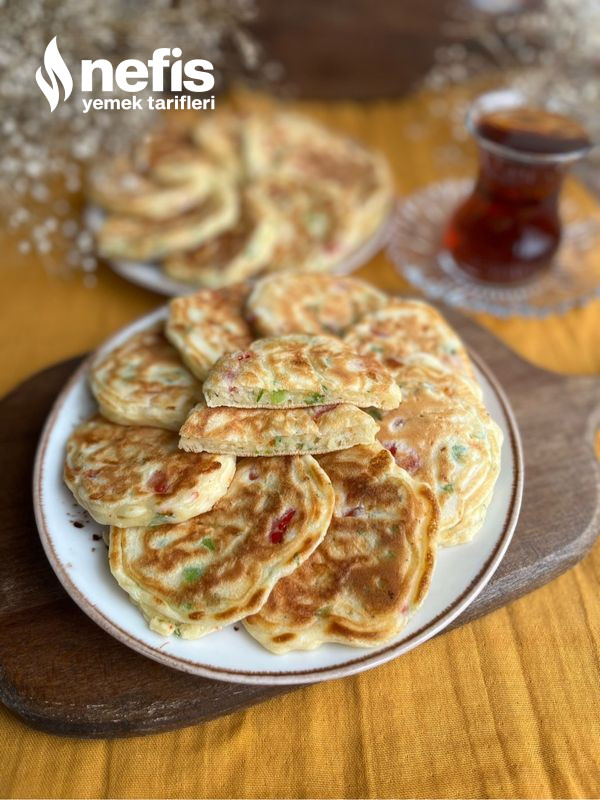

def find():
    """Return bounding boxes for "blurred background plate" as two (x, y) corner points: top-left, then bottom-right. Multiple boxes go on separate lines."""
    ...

(86, 205), (396, 296)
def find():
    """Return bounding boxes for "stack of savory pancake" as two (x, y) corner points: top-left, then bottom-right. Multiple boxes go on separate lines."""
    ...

(64, 274), (502, 652)
(90, 108), (394, 288)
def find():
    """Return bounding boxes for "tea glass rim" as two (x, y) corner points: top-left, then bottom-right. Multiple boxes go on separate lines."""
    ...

(465, 89), (594, 166)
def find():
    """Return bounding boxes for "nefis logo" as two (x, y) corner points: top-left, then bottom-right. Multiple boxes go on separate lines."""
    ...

(36, 37), (215, 113)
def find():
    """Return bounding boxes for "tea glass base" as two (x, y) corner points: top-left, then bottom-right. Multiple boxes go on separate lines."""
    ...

(387, 179), (600, 318)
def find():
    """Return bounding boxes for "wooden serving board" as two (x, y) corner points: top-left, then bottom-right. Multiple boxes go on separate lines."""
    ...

(0, 310), (599, 739)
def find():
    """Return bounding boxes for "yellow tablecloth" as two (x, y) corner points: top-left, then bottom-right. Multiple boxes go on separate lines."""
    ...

(1, 88), (599, 799)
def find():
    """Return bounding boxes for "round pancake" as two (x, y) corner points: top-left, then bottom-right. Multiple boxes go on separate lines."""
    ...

(192, 107), (245, 180)
(243, 443), (439, 653)
(109, 455), (335, 638)
(344, 299), (478, 386)
(165, 284), (253, 380)
(202, 334), (402, 410)
(376, 394), (502, 546)
(250, 175), (345, 273)
(247, 273), (388, 337)
(88, 156), (214, 221)
(179, 401), (378, 457)
(163, 195), (276, 287)
(89, 326), (201, 430)
(133, 124), (220, 185)
(243, 111), (394, 243)
(64, 415), (235, 527)
(95, 184), (239, 262)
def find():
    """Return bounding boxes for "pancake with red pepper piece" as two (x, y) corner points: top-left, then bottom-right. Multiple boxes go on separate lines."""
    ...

(109, 455), (335, 638)
(243, 111), (394, 248)
(344, 299), (479, 389)
(376, 393), (502, 546)
(64, 415), (236, 528)
(179, 400), (378, 457)
(243, 443), (438, 653)
(247, 175), (349, 274)
(202, 334), (402, 410)
(95, 183), (238, 262)
(165, 284), (253, 380)
(163, 195), (277, 288)
(89, 325), (201, 431)
(247, 272), (388, 337)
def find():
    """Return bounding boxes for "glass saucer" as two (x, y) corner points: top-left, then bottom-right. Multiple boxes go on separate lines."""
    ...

(387, 179), (600, 318)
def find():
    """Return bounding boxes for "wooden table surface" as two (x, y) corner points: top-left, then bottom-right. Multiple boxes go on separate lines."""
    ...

(0, 86), (599, 798)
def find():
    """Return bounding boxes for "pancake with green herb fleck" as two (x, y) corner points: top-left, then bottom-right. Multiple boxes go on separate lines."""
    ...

(109, 454), (335, 639)
(243, 111), (394, 246)
(377, 394), (502, 546)
(96, 184), (238, 262)
(202, 334), (401, 410)
(165, 284), (252, 380)
(243, 443), (438, 653)
(344, 299), (478, 387)
(249, 175), (345, 273)
(89, 325), (201, 431)
(64, 415), (235, 528)
(163, 195), (276, 287)
(179, 400), (378, 457)
(247, 272), (388, 337)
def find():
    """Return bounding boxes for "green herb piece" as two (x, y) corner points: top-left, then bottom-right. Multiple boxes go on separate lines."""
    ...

(441, 483), (454, 494)
(182, 566), (204, 583)
(202, 537), (215, 552)
(174, 627), (182, 638)
(269, 390), (287, 404)
(305, 392), (325, 404)
(255, 388), (264, 402)
(366, 407), (383, 421)
(182, 602), (193, 611)
(317, 606), (332, 618)
(451, 444), (468, 462)
(151, 514), (173, 526)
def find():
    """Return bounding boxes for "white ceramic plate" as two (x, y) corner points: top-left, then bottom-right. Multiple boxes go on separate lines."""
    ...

(86, 206), (396, 297)
(33, 307), (523, 685)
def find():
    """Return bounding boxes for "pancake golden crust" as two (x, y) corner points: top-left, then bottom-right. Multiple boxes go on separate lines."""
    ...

(249, 176), (345, 273)
(243, 111), (394, 246)
(88, 156), (214, 222)
(89, 326), (201, 431)
(95, 185), (239, 262)
(376, 395), (502, 546)
(179, 401), (378, 457)
(109, 455), (335, 638)
(244, 444), (439, 653)
(165, 284), (253, 380)
(202, 334), (402, 410)
(163, 196), (276, 287)
(64, 415), (236, 527)
(344, 299), (478, 386)
(247, 273), (388, 337)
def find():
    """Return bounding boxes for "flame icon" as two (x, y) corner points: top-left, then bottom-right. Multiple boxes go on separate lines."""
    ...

(36, 37), (73, 112)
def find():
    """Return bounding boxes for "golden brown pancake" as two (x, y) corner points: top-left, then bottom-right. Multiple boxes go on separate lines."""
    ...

(202, 334), (402, 410)
(247, 272), (388, 337)
(377, 394), (502, 546)
(109, 455), (335, 638)
(244, 444), (439, 652)
(179, 401), (378, 456)
(64, 415), (235, 527)
(89, 325), (201, 431)
(165, 284), (253, 380)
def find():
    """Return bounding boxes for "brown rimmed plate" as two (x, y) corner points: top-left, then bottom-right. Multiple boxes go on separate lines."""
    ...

(33, 306), (523, 685)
